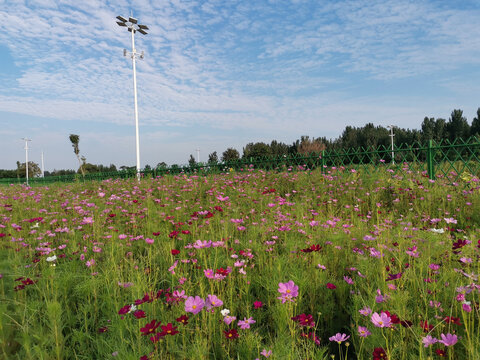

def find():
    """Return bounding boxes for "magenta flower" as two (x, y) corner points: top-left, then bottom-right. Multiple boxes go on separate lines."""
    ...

(359, 306), (372, 316)
(204, 269), (215, 279)
(329, 333), (350, 344)
(439, 333), (458, 346)
(238, 317), (256, 329)
(260, 349), (272, 358)
(357, 326), (371, 337)
(205, 294), (223, 310)
(86, 258), (95, 267)
(371, 312), (392, 328)
(185, 296), (205, 315)
(277, 280), (299, 303)
(223, 315), (236, 325)
(422, 335), (438, 347)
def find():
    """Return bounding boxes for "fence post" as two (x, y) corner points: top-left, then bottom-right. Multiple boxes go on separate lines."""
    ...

(427, 139), (435, 179)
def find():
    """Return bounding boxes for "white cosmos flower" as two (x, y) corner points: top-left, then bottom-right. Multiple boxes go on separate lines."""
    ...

(46, 255), (57, 262)
(220, 308), (230, 317)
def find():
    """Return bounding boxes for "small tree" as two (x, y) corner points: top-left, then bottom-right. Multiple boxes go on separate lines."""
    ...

(221, 148), (240, 162)
(208, 151), (218, 164)
(69, 134), (85, 177)
(188, 154), (196, 168)
(18, 161), (42, 178)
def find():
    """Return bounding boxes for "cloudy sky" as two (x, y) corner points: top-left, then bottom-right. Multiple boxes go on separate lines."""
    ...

(1, 0), (479, 171)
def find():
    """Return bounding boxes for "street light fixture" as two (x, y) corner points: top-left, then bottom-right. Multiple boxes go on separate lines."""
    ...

(387, 125), (395, 165)
(116, 15), (149, 182)
(21, 138), (31, 186)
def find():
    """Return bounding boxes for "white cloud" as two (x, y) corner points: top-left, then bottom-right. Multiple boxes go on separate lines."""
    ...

(0, 0), (479, 170)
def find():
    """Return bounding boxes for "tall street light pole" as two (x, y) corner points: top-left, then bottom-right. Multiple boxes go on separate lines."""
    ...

(116, 15), (149, 182)
(21, 138), (31, 186)
(387, 125), (395, 165)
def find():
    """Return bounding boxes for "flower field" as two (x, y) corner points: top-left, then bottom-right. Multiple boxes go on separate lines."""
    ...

(0, 167), (479, 359)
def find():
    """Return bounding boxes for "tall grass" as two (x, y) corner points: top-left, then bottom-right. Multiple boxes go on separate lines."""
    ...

(0, 167), (478, 359)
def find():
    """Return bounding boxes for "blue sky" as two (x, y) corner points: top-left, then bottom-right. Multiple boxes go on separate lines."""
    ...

(1, 0), (479, 171)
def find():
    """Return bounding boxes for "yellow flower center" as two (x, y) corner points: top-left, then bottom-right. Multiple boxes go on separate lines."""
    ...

(192, 305), (197, 309)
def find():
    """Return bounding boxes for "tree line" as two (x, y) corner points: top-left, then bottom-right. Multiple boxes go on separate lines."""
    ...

(187, 107), (480, 166)
(1, 107), (478, 179)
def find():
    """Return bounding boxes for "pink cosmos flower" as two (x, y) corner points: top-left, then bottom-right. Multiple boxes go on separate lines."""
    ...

(359, 306), (372, 316)
(205, 294), (223, 310)
(223, 315), (236, 325)
(260, 349), (272, 358)
(358, 326), (371, 337)
(185, 296), (205, 315)
(86, 259), (95, 267)
(439, 333), (458, 346)
(329, 333), (350, 344)
(238, 317), (256, 329)
(277, 280), (299, 303)
(371, 312), (392, 328)
(204, 269), (215, 279)
(422, 335), (438, 347)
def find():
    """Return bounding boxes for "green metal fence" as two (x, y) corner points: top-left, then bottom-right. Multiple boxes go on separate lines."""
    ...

(2, 137), (480, 185)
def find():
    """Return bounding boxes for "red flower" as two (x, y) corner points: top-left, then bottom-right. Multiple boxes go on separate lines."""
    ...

(140, 320), (161, 336)
(133, 310), (146, 319)
(168, 230), (179, 239)
(435, 349), (446, 357)
(420, 320), (433, 333)
(443, 316), (461, 326)
(300, 244), (322, 253)
(291, 313), (315, 328)
(224, 329), (239, 339)
(326, 283), (336, 289)
(216, 268), (229, 276)
(21, 278), (35, 285)
(150, 332), (164, 343)
(159, 323), (179, 336)
(253, 301), (263, 309)
(97, 326), (108, 333)
(372, 347), (388, 359)
(175, 315), (189, 325)
(171, 249), (180, 255)
(118, 305), (131, 315)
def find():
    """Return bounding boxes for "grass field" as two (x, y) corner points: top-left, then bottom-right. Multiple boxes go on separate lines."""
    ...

(0, 167), (479, 359)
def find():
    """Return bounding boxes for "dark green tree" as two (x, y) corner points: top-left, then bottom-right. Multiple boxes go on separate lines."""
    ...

(208, 151), (218, 164)
(446, 109), (470, 141)
(188, 154), (196, 168)
(470, 108), (480, 137)
(243, 142), (271, 159)
(221, 148), (240, 162)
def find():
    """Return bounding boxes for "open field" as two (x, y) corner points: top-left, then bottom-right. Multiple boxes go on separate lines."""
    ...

(0, 167), (479, 359)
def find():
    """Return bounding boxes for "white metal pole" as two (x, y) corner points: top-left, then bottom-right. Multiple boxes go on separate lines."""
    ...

(41, 150), (45, 178)
(22, 138), (31, 186)
(196, 148), (200, 163)
(389, 126), (395, 165)
(132, 29), (141, 183)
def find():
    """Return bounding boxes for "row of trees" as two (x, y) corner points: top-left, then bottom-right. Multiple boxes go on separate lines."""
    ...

(1, 108), (479, 178)
(182, 108), (480, 166)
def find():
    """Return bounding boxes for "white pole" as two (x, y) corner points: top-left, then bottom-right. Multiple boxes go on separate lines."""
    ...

(41, 150), (45, 178)
(132, 29), (141, 183)
(22, 138), (31, 186)
(388, 126), (395, 165)
(196, 148), (200, 163)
